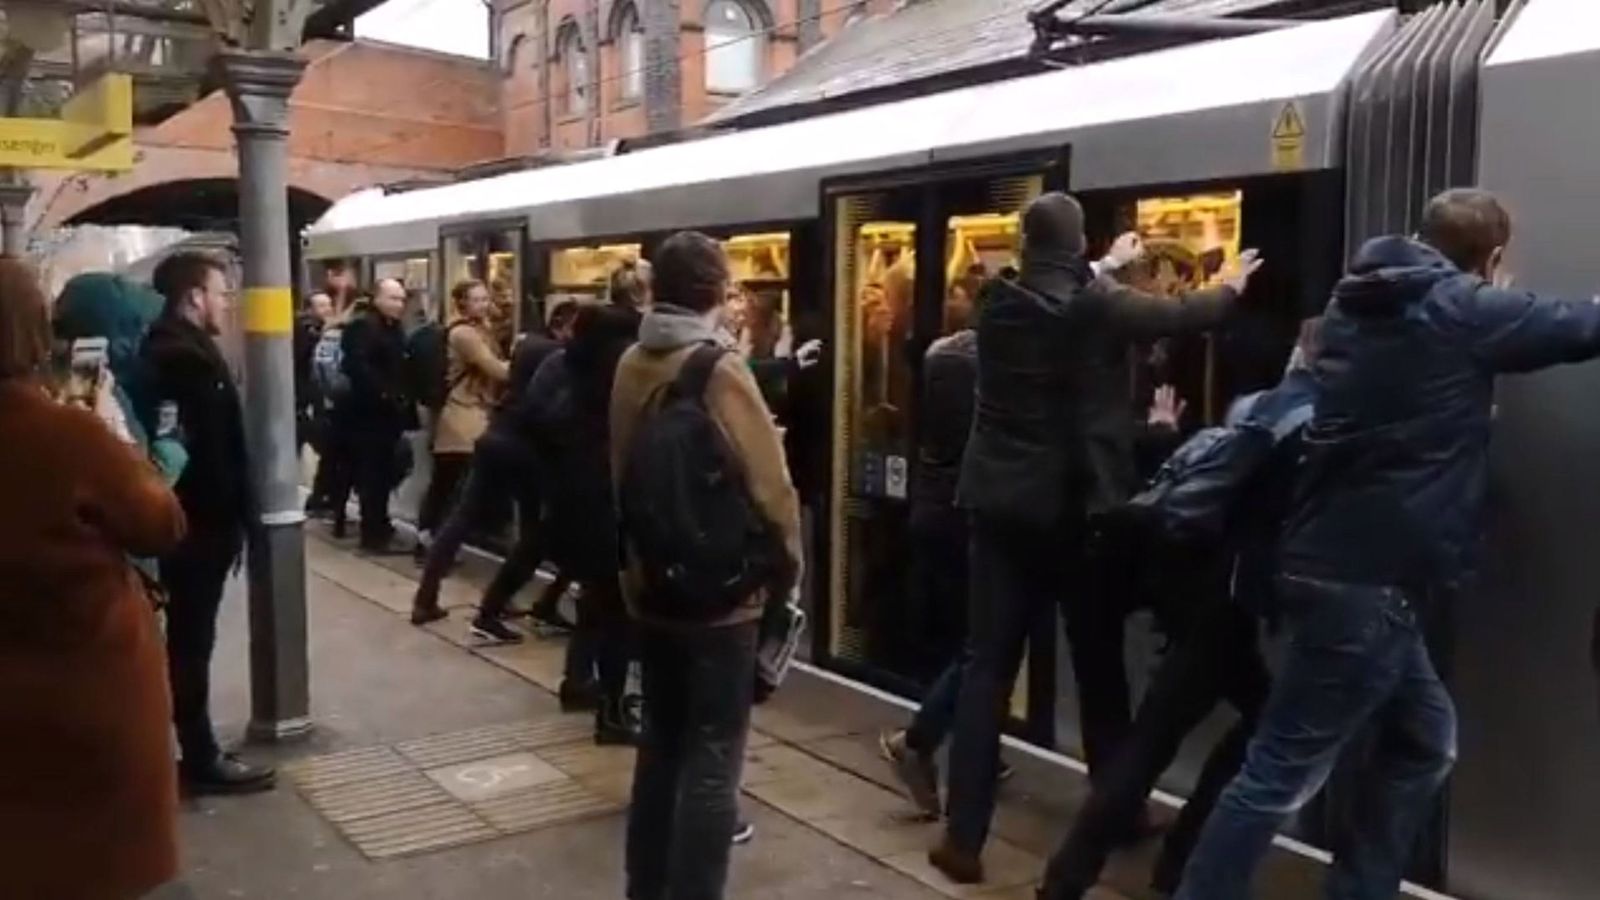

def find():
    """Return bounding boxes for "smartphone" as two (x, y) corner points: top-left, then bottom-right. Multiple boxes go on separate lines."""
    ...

(67, 337), (109, 405)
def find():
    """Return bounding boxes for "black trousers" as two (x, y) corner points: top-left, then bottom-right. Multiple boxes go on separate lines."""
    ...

(626, 621), (758, 900)
(944, 513), (1132, 855)
(1041, 592), (1271, 898)
(417, 451), (472, 534)
(349, 422), (402, 546)
(567, 575), (632, 699)
(414, 450), (568, 619)
(162, 529), (243, 767)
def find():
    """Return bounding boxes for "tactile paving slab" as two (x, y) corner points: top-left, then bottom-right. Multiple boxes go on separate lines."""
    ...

(290, 718), (625, 861)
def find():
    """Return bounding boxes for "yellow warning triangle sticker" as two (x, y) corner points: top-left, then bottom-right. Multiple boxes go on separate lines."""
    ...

(1273, 102), (1307, 140)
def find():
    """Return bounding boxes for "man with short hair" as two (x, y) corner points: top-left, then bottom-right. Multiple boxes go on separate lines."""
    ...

(611, 231), (803, 900)
(933, 192), (1262, 883)
(1175, 188), (1600, 900)
(142, 251), (275, 794)
(340, 277), (412, 553)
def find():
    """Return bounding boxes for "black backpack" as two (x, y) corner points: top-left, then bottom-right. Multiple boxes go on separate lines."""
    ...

(405, 321), (467, 412)
(620, 345), (784, 622)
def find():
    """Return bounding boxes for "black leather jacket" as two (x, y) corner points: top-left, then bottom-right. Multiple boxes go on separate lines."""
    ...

(957, 249), (1235, 525)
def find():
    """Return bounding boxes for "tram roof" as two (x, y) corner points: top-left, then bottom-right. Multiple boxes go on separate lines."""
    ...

(1487, 0), (1600, 68)
(305, 9), (1395, 260)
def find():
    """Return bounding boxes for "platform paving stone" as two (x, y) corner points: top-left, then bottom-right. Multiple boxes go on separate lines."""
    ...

(301, 530), (1134, 899)
(881, 836), (1045, 898)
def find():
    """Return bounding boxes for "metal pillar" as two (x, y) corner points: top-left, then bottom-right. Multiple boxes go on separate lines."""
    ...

(219, 48), (313, 743)
(0, 179), (34, 256)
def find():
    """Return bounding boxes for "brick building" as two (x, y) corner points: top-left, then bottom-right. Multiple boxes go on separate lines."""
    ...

(493, 0), (897, 155)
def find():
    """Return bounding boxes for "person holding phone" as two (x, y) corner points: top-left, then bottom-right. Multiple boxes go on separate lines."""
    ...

(0, 256), (189, 900)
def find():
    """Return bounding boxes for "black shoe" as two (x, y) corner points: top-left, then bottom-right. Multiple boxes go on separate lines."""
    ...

(928, 838), (984, 884)
(359, 537), (413, 557)
(595, 695), (641, 746)
(181, 753), (276, 796)
(527, 598), (576, 633)
(559, 678), (601, 713)
(469, 614), (524, 645)
(331, 518), (348, 540)
(411, 604), (448, 626)
(732, 820), (754, 845)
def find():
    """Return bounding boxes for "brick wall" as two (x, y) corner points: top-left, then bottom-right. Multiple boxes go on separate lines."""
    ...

(496, 0), (885, 155)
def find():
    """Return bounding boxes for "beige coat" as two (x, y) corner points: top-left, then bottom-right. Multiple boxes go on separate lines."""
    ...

(433, 319), (510, 454)
(610, 343), (803, 627)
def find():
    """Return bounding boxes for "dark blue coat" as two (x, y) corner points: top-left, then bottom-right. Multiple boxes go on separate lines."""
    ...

(1282, 236), (1600, 592)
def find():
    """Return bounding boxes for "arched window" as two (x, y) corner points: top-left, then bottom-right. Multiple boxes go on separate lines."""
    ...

(615, 4), (645, 103)
(556, 22), (589, 116)
(704, 0), (762, 95)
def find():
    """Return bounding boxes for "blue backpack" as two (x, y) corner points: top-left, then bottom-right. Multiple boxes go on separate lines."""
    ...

(311, 323), (349, 406)
(1123, 396), (1312, 546)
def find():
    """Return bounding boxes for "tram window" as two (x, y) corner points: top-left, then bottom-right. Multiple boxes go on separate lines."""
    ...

(724, 232), (793, 359)
(944, 212), (1021, 334)
(372, 255), (432, 330)
(549, 243), (644, 297)
(1107, 190), (1245, 425)
(852, 221), (915, 454)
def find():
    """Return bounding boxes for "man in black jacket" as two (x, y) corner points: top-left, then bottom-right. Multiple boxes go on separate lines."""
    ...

(339, 278), (412, 553)
(142, 251), (275, 794)
(1175, 189), (1600, 900)
(931, 192), (1261, 882)
(409, 300), (578, 642)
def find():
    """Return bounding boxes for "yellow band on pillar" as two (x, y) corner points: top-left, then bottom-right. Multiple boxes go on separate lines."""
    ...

(244, 287), (294, 335)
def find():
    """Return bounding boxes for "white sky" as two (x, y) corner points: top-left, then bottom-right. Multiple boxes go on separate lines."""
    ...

(354, 0), (490, 60)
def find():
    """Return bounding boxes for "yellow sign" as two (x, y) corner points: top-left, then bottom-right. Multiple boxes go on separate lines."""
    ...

(1270, 101), (1307, 172)
(0, 73), (134, 172)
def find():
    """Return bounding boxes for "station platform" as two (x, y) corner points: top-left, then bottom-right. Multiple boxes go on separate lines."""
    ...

(172, 524), (1333, 900)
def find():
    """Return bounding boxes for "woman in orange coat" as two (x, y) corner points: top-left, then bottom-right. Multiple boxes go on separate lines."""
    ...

(0, 256), (188, 899)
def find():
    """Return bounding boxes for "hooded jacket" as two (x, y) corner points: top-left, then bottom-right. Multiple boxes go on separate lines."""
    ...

(1282, 236), (1600, 592)
(957, 247), (1236, 526)
(610, 303), (803, 628)
(523, 304), (641, 581)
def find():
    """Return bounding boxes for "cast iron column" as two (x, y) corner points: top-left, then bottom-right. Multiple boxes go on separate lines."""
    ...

(219, 48), (313, 742)
(0, 179), (33, 256)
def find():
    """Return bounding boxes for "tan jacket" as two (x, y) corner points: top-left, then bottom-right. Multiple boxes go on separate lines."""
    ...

(434, 319), (510, 454)
(610, 343), (803, 627)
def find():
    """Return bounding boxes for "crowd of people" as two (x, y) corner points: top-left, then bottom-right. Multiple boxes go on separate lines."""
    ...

(6, 183), (1600, 900)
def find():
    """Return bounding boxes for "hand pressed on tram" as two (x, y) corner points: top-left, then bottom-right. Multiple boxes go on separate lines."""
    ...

(1222, 248), (1264, 294)
(1101, 231), (1146, 272)
(1147, 384), (1186, 430)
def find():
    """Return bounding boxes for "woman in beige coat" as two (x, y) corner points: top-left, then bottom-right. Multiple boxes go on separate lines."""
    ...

(416, 279), (510, 550)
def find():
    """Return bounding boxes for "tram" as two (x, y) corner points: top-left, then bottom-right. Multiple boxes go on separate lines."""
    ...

(302, 1), (1600, 895)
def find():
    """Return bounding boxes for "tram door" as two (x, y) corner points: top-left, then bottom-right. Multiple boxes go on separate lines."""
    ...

(823, 161), (1053, 731)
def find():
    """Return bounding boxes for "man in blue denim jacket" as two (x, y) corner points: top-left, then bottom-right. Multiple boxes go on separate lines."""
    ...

(1176, 189), (1600, 899)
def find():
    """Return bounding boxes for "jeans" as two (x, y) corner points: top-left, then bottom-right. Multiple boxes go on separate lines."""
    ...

(1042, 596), (1270, 898)
(943, 513), (1131, 855)
(627, 621), (758, 900)
(906, 654), (966, 755)
(162, 529), (243, 767)
(1174, 577), (1457, 900)
(417, 451), (472, 534)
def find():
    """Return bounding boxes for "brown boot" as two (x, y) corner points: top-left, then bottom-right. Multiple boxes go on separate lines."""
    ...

(929, 838), (984, 884)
